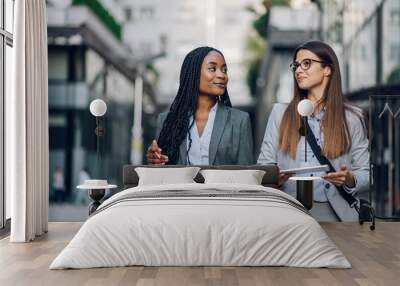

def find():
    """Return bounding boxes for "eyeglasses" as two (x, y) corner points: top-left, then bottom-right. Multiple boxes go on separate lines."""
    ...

(289, 58), (327, 73)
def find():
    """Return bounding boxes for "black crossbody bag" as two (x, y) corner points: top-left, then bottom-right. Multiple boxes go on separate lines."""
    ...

(301, 119), (375, 230)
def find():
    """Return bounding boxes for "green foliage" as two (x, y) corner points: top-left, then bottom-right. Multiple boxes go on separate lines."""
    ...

(244, 31), (266, 97)
(387, 66), (400, 83)
(247, 59), (262, 97)
(72, 0), (122, 41)
(264, 0), (291, 7)
(246, 31), (266, 60)
(245, 0), (290, 96)
(253, 13), (269, 39)
(145, 63), (160, 84)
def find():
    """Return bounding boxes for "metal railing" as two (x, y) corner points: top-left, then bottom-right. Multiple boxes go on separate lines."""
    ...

(346, 84), (400, 219)
(369, 94), (400, 218)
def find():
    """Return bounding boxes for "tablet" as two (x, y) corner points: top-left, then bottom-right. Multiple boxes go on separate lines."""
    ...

(280, 164), (330, 175)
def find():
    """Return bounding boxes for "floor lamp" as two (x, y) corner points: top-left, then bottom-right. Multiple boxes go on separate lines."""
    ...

(77, 99), (116, 215)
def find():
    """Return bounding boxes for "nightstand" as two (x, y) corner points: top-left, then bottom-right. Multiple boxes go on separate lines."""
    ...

(77, 180), (117, 215)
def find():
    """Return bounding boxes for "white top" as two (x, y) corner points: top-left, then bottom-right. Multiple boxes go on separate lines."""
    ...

(289, 176), (321, 181)
(77, 179), (117, 190)
(186, 103), (218, 165)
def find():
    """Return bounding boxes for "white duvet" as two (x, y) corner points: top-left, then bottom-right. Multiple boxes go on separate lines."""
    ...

(50, 183), (351, 269)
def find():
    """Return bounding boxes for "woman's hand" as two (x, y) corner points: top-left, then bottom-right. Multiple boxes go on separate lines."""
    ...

(146, 140), (169, 165)
(278, 171), (294, 187)
(321, 164), (355, 188)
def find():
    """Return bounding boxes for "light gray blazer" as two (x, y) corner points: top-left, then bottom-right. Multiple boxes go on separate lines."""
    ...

(155, 102), (254, 165)
(257, 103), (370, 221)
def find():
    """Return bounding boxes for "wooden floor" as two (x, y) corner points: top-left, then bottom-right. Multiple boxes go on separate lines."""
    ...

(0, 222), (399, 286)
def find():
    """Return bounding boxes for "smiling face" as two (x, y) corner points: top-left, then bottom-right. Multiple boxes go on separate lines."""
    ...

(199, 51), (228, 97)
(294, 49), (331, 91)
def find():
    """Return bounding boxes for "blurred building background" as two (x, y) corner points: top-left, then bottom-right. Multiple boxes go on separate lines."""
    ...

(119, 0), (259, 108)
(43, 0), (400, 221)
(46, 0), (160, 219)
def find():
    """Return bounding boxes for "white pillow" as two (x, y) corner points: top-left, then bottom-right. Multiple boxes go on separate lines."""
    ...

(200, 169), (266, 185)
(135, 167), (200, 186)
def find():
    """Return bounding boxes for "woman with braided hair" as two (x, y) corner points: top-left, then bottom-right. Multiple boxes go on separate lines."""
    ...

(146, 46), (254, 165)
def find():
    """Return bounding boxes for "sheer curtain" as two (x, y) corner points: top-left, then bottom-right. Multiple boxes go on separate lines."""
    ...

(6, 0), (49, 242)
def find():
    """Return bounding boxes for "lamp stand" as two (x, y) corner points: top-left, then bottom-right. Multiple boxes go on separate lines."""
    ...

(95, 116), (105, 177)
(88, 189), (106, 215)
(296, 179), (313, 210)
(303, 116), (307, 162)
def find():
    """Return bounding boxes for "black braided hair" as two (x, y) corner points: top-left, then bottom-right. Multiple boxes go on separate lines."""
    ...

(157, 46), (232, 164)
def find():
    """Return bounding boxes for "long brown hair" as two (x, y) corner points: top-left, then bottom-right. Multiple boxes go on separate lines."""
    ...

(279, 41), (351, 159)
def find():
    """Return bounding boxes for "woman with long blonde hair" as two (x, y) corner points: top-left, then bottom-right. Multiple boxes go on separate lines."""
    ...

(258, 41), (369, 221)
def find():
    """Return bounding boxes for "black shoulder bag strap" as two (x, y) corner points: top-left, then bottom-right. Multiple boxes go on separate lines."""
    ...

(302, 119), (358, 208)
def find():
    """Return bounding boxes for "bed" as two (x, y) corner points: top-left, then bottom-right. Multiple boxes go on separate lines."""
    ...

(50, 165), (350, 269)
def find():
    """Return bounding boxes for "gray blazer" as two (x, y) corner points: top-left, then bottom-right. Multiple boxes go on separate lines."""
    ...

(257, 103), (370, 221)
(155, 102), (254, 165)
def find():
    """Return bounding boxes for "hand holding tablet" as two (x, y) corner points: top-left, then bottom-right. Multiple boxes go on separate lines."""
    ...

(280, 165), (330, 175)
